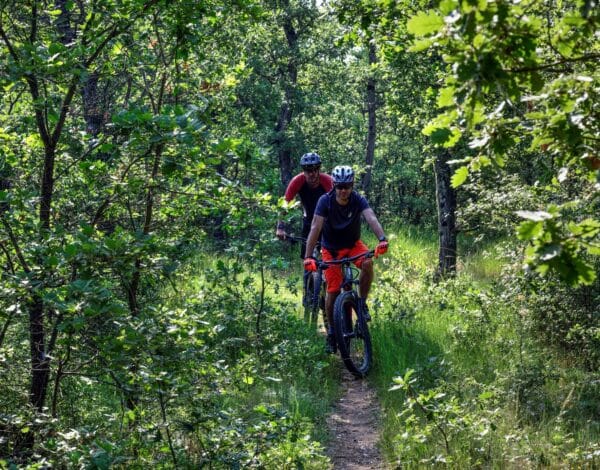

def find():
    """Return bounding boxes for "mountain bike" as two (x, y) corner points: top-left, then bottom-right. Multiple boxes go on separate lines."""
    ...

(318, 251), (375, 378)
(282, 234), (327, 328)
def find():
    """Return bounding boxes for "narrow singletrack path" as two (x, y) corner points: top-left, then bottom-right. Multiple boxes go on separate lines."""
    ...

(326, 369), (385, 469)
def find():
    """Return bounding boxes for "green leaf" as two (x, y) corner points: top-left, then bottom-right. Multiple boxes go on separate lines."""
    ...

(451, 166), (468, 187)
(572, 257), (596, 285)
(439, 0), (459, 14)
(428, 128), (453, 144)
(409, 37), (436, 52)
(407, 11), (444, 36)
(473, 33), (486, 49)
(517, 221), (543, 240)
(48, 43), (63, 55)
(437, 86), (455, 108)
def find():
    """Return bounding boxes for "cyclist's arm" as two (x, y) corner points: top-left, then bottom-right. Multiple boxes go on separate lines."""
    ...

(362, 208), (386, 241)
(276, 175), (305, 238)
(305, 214), (325, 259)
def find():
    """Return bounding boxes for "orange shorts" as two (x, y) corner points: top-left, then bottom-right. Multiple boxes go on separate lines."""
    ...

(322, 240), (370, 293)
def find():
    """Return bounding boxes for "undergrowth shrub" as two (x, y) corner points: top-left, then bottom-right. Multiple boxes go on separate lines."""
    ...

(389, 367), (504, 468)
(516, 266), (600, 371)
(379, 239), (599, 469)
(1, 253), (332, 469)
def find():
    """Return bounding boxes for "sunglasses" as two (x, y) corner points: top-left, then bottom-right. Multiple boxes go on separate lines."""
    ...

(303, 166), (320, 173)
(335, 183), (353, 190)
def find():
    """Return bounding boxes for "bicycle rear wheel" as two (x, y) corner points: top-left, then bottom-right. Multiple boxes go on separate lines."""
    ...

(333, 291), (372, 377)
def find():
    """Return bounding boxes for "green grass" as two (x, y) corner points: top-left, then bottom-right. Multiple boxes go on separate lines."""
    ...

(184, 228), (598, 468)
(365, 226), (599, 468)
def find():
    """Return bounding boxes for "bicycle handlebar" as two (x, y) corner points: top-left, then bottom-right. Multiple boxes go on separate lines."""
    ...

(279, 233), (321, 252)
(317, 250), (375, 268)
(283, 233), (306, 243)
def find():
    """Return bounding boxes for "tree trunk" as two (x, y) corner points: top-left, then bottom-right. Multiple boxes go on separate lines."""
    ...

(275, 99), (293, 186)
(26, 141), (58, 413)
(434, 150), (457, 279)
(82, 71), (108, 137)
(363, 41), (377, 197)
(28, 296), (50, 410)
(274, 9), (298, 187)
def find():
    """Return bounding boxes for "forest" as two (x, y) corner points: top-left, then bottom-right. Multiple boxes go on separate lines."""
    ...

(0, 0), (598, 468)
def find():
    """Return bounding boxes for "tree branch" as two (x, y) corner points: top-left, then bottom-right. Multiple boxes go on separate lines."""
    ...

(0, 217), (30, 273)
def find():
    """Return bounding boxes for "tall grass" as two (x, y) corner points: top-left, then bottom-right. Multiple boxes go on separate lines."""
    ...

(186, 228), (598, 467)
(367, 226), (600, 467)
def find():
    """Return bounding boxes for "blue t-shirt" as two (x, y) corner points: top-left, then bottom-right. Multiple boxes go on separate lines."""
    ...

(314, 191), (370, 250)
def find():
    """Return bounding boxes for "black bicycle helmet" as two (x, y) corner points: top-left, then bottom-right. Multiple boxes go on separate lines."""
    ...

(331, 165), (354, 184)
(300, 152), (322, 167)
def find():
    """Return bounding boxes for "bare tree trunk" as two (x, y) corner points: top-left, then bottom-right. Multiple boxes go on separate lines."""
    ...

(274, 8), (298, 187)
(82, 71), (108, 137)
(28, 297), (50, 410)
(275, 99), (293, 186)
(434, 150), (457, 279)
(363, 41), (377, 197)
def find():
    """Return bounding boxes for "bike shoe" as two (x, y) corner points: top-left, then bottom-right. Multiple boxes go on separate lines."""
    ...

(325, 334), (337, 354)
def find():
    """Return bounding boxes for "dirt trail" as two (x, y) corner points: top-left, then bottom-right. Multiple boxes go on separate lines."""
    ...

(326, 369), (385, 469)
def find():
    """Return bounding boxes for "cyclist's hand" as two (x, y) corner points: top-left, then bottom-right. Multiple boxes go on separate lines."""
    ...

(303, 257), (317, 272)
(375, 240), (388, 258)
(276, 228), (286, 240)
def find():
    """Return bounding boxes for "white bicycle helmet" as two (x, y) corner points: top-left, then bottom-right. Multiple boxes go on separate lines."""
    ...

(331, 165), (354, 184)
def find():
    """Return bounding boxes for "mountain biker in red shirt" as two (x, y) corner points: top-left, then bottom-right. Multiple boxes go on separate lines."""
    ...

(303, 165), (388, 353)
(276, 153), (334, 247)
(276, 153), (334, 301)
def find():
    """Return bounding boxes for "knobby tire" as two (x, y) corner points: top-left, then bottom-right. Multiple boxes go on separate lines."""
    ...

(310, 272), (322, 323)
(333, 291), (372, 377)
(304, 272), (320, 325)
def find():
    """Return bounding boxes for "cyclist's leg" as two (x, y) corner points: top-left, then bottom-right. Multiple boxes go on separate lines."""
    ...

(351, 240), (373, 320)
(348, 240), (373, 298)
(301, 219), (311, 305)
(322, 247), (344, 353)
(301, 218), (311, 258)
(325, 291), (338, 334)
(358, 258), (373, 298)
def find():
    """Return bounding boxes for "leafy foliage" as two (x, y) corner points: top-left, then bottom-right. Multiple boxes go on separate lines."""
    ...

(0, 0), (598, 467)
(404, 0), (599, 284)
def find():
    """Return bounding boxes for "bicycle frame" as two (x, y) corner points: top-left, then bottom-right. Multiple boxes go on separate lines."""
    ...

(317, 250), (375, 289)
(317, 250), (375, 377)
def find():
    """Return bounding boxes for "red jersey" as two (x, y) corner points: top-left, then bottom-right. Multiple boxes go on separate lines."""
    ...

(284, 173), (334, 221)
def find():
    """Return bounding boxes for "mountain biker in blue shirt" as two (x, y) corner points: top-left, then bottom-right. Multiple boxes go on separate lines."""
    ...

(303, 165), (388, 353)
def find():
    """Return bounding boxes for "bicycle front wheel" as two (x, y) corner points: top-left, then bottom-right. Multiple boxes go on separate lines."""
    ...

(310, 272), (322, 323)
(304, 272), (320, 326)
(333, 291), (372, 377)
